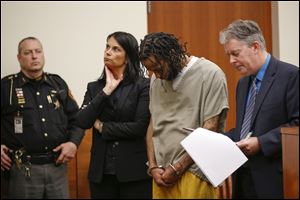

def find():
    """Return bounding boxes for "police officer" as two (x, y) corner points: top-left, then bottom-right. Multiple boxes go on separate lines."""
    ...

(1, 37), (84, 199)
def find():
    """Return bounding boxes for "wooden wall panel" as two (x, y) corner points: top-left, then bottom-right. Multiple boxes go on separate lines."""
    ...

(68, 157), (77, 198)
(281, 127), (299, 199)
(76, 129), (92, 198)
(68, 129), (91, 199)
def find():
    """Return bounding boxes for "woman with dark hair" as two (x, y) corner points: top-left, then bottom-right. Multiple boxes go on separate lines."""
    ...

(77, 31), (151, 199)
(139, 32), (229, 198)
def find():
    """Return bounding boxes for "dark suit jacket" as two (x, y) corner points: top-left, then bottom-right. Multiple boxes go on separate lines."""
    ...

(226, 56), (299, 198)
(77, 77), (150, 183)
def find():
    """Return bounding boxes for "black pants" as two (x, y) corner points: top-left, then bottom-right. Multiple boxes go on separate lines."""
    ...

(236, 167), (257, 199)
(89, 174), (152, 199)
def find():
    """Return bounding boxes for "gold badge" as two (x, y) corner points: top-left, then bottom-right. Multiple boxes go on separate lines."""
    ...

(54, 100), (60, 109)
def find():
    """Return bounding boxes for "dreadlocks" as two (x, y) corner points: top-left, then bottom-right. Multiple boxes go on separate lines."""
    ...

(139, 32), (188, 81)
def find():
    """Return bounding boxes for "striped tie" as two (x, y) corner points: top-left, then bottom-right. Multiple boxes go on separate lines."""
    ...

(240, 78), (257, 139)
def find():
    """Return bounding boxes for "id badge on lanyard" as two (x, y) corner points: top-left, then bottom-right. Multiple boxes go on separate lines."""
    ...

(14, 111), (23, 134)
(15, 88), (25, 134)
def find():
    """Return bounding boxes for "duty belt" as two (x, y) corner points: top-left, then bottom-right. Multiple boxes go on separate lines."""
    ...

(11, 148), (61, 177)
(26, 151), (60, 165)
(13, 149), (60, 165)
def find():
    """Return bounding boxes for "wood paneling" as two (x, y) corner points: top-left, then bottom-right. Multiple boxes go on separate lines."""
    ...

(76, 129), (92, 198)
(68, 157), (77, 198)
(68, 129), (92, 199)
(281, 127), (299, 199)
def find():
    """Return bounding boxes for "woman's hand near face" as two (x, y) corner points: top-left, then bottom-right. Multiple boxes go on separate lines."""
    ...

(103, 66), (123, 95)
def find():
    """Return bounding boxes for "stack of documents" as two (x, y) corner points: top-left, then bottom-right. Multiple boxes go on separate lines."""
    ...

(181, 128), (247, 187)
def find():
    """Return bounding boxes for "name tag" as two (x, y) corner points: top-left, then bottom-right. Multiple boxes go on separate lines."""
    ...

(14, 116), (23, 134)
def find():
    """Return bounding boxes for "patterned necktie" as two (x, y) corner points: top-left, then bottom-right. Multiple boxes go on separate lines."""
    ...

(240, 77), (257, 139)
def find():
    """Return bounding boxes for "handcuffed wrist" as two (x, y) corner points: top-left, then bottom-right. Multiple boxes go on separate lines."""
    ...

(169, 163), (181, 176)
(147, 165), (164, 176)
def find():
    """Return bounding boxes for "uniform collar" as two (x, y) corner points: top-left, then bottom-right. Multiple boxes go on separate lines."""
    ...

(18, 71), (52, 87)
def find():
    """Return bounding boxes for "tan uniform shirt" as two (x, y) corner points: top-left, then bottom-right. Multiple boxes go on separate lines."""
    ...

(150, 57), (229, 179)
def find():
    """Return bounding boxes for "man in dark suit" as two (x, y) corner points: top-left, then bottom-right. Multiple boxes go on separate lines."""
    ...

(219, 19), (299, 198)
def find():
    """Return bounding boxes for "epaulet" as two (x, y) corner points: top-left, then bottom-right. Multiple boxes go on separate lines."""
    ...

(45, 72), (62, 79)
(1, 73), (18, 82)
(45, 72), (64, 82)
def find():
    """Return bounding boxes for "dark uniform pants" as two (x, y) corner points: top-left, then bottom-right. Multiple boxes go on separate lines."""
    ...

(8, 163), (69, 199)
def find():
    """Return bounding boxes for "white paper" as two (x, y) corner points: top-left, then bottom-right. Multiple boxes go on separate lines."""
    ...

(180, 127), (248, 187)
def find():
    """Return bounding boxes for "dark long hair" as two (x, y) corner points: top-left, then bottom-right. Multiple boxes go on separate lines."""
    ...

(100, 31), (145, 83)
(139, 32), (188, 81)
